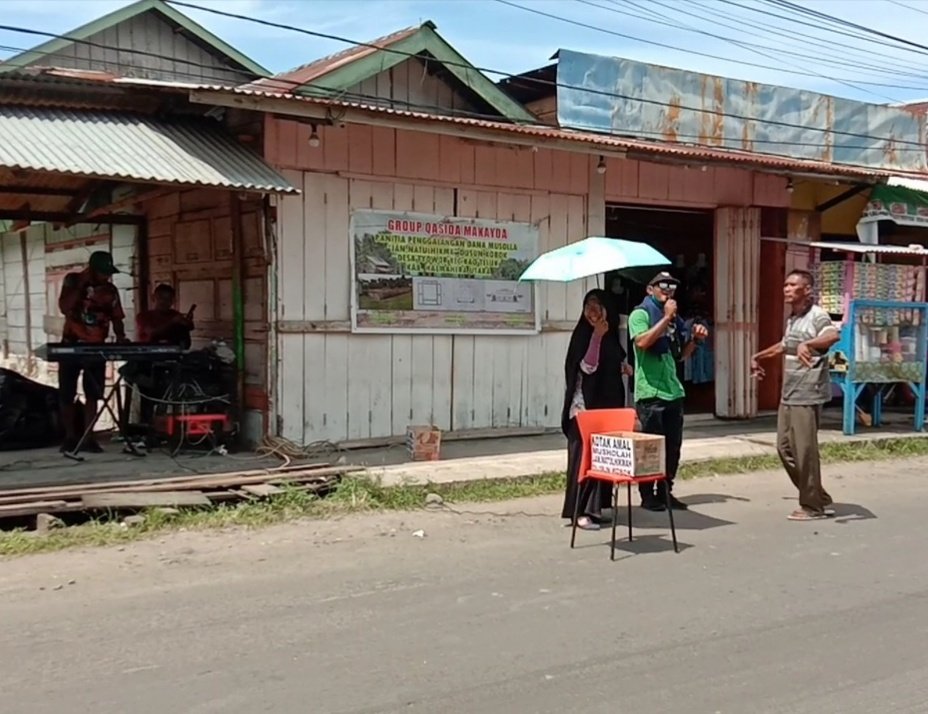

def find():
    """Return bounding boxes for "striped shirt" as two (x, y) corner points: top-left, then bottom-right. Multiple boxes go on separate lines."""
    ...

(782, 304), (838, 406)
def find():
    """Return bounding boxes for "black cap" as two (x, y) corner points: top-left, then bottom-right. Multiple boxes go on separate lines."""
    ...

(648, 271), (679, 287)
(89, 250), (120, 275)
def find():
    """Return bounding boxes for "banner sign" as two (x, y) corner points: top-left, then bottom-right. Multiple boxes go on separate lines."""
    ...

(350, 210), (540, 334)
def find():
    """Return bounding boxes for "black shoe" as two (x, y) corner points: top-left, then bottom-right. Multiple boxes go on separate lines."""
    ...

(667, 495), (689, 511)
(641, 495), (666, 512)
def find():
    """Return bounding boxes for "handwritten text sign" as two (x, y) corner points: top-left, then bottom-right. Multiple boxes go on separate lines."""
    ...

(590, 432), (665, 477)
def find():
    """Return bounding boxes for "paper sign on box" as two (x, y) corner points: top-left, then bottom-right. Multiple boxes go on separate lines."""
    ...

(590, 431), (665, 477)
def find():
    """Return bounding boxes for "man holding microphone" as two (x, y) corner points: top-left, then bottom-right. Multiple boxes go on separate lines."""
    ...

(628, 272), (709, 511)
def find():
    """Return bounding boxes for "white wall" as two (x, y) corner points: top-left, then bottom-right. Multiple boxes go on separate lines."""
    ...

(0, 223), (138, 384)
(275, 171), (593, 445)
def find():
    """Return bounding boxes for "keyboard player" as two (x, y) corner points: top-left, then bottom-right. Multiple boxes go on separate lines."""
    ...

(57, 250), (128, 453)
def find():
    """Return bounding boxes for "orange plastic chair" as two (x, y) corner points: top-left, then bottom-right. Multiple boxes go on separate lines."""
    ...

(572, 408), (679, 560)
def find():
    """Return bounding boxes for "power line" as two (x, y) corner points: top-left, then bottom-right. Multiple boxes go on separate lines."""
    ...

(3, 2), (926, 152)
(496, 0), (928, 92)
(687, 0), (928, 79)
(889, 0), (928, 17)
(719, 0), (928, 61)
(582, 0), (901, 102)
(617, 0), (928, 83)
(765, 0), (928, 57)
(164, 0), (928, 149)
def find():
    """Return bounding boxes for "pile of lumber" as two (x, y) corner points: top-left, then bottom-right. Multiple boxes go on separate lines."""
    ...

(0, 462), (364, 521)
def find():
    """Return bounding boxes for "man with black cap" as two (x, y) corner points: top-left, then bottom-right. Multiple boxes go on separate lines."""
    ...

(57, 250), (128, 452)
(628, 271), (709, 511)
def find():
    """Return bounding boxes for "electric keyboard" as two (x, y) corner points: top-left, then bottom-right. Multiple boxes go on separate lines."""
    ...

(35, 342), (185, 362)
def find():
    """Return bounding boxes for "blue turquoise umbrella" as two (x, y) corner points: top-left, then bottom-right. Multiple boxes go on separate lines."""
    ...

(518, 237), (670, 282)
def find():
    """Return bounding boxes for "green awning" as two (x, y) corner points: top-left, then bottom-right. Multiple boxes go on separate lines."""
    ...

(857, 182), (928, 243)
(861, 183), (928, 228)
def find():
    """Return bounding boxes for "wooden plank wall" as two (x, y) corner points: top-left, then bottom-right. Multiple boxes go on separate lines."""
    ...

(268, 121), (793, 443)
(146, 190), (270, 421)
(31, 10), (250, 85)
(0, 230), (45, 379)
(714, 207), (761, 419)
(346, 58), (480, 114)
(270, 120), (593, 443)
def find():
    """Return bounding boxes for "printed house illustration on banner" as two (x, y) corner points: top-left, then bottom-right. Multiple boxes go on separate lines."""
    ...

(590, 432), (666, 477)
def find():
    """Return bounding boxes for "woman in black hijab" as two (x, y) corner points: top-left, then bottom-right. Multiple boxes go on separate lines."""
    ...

(560, 289), (629, 529)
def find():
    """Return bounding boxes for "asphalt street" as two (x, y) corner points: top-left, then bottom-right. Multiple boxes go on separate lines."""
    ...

(2, 458), (928, 714)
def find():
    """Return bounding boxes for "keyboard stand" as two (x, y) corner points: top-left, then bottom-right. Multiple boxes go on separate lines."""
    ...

(64, 371), (146, 462)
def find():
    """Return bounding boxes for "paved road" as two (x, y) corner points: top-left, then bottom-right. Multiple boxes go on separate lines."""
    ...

(3, 458), (928, 714)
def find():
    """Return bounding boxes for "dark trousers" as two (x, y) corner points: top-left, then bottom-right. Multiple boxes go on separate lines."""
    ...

(776, 404), (833, 514)
(561, 418), (612, 520)
(635, 398), (684, 498)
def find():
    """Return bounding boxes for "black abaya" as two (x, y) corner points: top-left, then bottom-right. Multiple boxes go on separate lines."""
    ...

(560, 290), (627, 521)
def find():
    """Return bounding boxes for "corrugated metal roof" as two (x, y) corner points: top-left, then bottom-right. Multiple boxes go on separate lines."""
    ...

(0, 106), (298, 193)
(811, 241), (928, 256)
(197, 85), (918, 180)
(245, 24), (426, 93)
(888, 175), (928, 194)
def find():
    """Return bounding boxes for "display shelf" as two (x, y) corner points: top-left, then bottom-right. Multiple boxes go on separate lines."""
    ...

(829, 299), (928, 435)
(815, 260), (925, 317)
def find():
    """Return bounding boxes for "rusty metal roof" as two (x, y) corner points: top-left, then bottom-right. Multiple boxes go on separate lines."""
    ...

(0, 106), (298, 193)
(196, 85), (924, 181)
(246, 24), (426, 93)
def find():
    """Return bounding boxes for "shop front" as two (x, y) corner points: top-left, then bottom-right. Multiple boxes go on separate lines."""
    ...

(0, 78), (297, 470)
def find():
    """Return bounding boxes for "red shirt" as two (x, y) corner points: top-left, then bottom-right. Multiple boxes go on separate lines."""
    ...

(136, 309), (187, 345)
(59, 269), (125, 343)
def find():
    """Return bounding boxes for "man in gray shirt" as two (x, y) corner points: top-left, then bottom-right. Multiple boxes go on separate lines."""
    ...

(751, 269), (841, 521)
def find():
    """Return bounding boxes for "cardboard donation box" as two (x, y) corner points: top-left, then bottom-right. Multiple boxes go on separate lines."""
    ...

(406, 425), (442, 461)
(590, 431), (665, 477)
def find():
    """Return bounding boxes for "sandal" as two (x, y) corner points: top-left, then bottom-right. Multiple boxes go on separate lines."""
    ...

(787, 509), (828, 521)
(575, 517), (601, 531)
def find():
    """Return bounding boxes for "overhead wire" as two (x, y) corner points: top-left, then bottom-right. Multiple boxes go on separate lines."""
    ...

(889, 0), (928, 17)
(579, 0), (902, 102)
(765, 0), (928, 57)
(1, 3), (926, 153)
(494, 0), (928, 92)
(719, 0), (928, 60)
(160, 0), (928, 151)
(612, 0), (928, 84)
(689, 0), (928, 76)
(1, 31), (921, 154)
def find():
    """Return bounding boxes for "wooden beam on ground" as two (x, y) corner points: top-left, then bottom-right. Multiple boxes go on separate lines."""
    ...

(240, 483), (283, 497)
(0, 465), (353, 505)
(82, 491), (212, 509)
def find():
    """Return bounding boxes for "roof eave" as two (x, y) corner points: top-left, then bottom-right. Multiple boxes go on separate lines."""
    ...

(296, 23), (535, 124)
(188, 88), (900, 181)
(0, 0), (268, 78)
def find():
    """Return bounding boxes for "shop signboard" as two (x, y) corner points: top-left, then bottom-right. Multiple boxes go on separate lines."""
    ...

(349, 209), (540, 334)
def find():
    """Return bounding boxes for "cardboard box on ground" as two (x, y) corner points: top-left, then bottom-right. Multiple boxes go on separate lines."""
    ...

(590, 432), (665, 477)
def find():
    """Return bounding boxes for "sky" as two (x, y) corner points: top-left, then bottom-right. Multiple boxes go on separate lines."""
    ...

(3, 0), (928, 105)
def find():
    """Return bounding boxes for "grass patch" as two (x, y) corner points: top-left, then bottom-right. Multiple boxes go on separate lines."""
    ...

(3, 436), (927, 558)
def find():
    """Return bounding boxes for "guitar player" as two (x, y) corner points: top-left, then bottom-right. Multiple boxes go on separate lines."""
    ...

(133, 284), (196, 426)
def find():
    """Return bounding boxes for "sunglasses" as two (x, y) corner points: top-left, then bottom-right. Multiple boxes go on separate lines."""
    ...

(654, 281), (677, 292)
